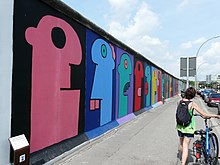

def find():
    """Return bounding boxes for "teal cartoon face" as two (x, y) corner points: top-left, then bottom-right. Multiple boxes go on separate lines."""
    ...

(118, 53), (132, 117)
(145, 65), (151, 107)
(145, 66), (150, 77)
(118, 54), (132, 95)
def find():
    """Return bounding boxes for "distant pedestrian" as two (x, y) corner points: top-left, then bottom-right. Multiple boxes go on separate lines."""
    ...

(180, 90), (185, 99)
(162, 95), (165, 104)
(176, 87), (220, 165)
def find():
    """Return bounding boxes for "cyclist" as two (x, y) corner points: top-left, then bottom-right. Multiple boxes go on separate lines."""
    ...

(176, 87), (220, 165)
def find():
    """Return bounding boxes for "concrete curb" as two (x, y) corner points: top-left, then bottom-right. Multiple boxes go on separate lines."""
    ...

(44, 140), (90, 165)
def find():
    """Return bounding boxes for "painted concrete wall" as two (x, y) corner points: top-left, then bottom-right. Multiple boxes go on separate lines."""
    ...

(0, 0), (184, 164)
(0, 0), (13, 164)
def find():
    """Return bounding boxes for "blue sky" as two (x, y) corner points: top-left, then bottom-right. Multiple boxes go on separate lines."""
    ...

(61, 0), (220, 81)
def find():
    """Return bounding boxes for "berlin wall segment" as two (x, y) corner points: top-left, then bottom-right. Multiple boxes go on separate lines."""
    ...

(0, 0), (183, 164)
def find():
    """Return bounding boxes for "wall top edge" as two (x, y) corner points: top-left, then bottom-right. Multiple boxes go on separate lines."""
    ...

(40, 0), (180, 80)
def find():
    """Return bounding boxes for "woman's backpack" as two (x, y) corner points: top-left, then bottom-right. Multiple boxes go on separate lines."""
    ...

(176, 100), (192, 126)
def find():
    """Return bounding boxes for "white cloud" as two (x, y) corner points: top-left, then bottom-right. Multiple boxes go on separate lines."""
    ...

(196, 42), (220, 80)
(202, 42), (220, 64)
(179, 37), (220, 80)
(193, 37), (206, 45)
(108, 0), (138, 11)
(107, 0), (179, 77)
(107, 0), (139, 23)
(108, 1), (159, 39)
(107, 1), (161, 57)
(180, 37), (206, 49)
(177, 0), (190, 11)
(180, 41), (192, 49)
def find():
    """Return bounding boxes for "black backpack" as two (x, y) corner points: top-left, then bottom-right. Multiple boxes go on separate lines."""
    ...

(176, 100), (192, 126)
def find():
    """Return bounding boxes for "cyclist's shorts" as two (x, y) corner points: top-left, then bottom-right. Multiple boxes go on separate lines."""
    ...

(177, 130), (194, 138)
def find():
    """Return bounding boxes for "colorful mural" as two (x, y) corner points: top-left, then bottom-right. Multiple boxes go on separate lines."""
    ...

(134, 60), (144, 111)
(151, 67), (157, 105)
(25, 15), (83, 152)
(144, 64), (151, 107)
(157, 70), (162, 102)
(12, 0), (86, 154)
(85, 30), (116, 131)
(116, 50), (134, 118)
(0, 0), (183, 164)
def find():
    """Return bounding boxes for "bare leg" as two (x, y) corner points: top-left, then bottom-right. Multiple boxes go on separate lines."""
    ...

(181, 137), (191, 165)
(179, 137), (184, 153)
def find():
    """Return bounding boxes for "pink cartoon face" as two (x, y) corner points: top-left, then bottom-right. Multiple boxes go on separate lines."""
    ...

(25, 15), (82, 153)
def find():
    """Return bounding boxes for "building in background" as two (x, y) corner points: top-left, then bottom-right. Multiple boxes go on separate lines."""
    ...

(206, 75), (212, 84)
(206, 74), (220, 84)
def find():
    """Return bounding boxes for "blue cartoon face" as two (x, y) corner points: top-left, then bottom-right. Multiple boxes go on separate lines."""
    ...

(90, 38), (115, 125)
(91, 39), (114, 67)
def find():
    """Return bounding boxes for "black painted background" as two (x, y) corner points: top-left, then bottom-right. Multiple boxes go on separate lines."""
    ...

(12, 0), (85, 153)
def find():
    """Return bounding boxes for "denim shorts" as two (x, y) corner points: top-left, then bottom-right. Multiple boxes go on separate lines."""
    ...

(177, 130), (194, 138)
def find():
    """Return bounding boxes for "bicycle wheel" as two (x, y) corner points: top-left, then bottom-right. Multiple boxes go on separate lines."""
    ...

(209, 133), (219, 164)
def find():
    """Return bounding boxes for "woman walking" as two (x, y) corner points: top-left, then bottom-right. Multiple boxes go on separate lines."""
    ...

(176, 87), (220, 165)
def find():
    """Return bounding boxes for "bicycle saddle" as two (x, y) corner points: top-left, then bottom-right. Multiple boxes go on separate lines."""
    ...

(194, 129), (206, 135)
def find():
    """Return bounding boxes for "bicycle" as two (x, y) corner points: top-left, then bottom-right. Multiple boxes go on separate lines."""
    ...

(193, 114), (219, 164)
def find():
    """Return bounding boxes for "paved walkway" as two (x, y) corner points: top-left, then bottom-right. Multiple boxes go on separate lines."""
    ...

(46, 96), (220, 165)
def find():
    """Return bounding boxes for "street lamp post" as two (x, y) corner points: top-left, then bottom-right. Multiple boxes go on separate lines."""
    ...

(196, 62), (206, 77)
(195, 35), (220, 89)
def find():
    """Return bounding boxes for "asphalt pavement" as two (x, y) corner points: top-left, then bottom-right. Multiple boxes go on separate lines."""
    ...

(46, 95), (220, 165)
